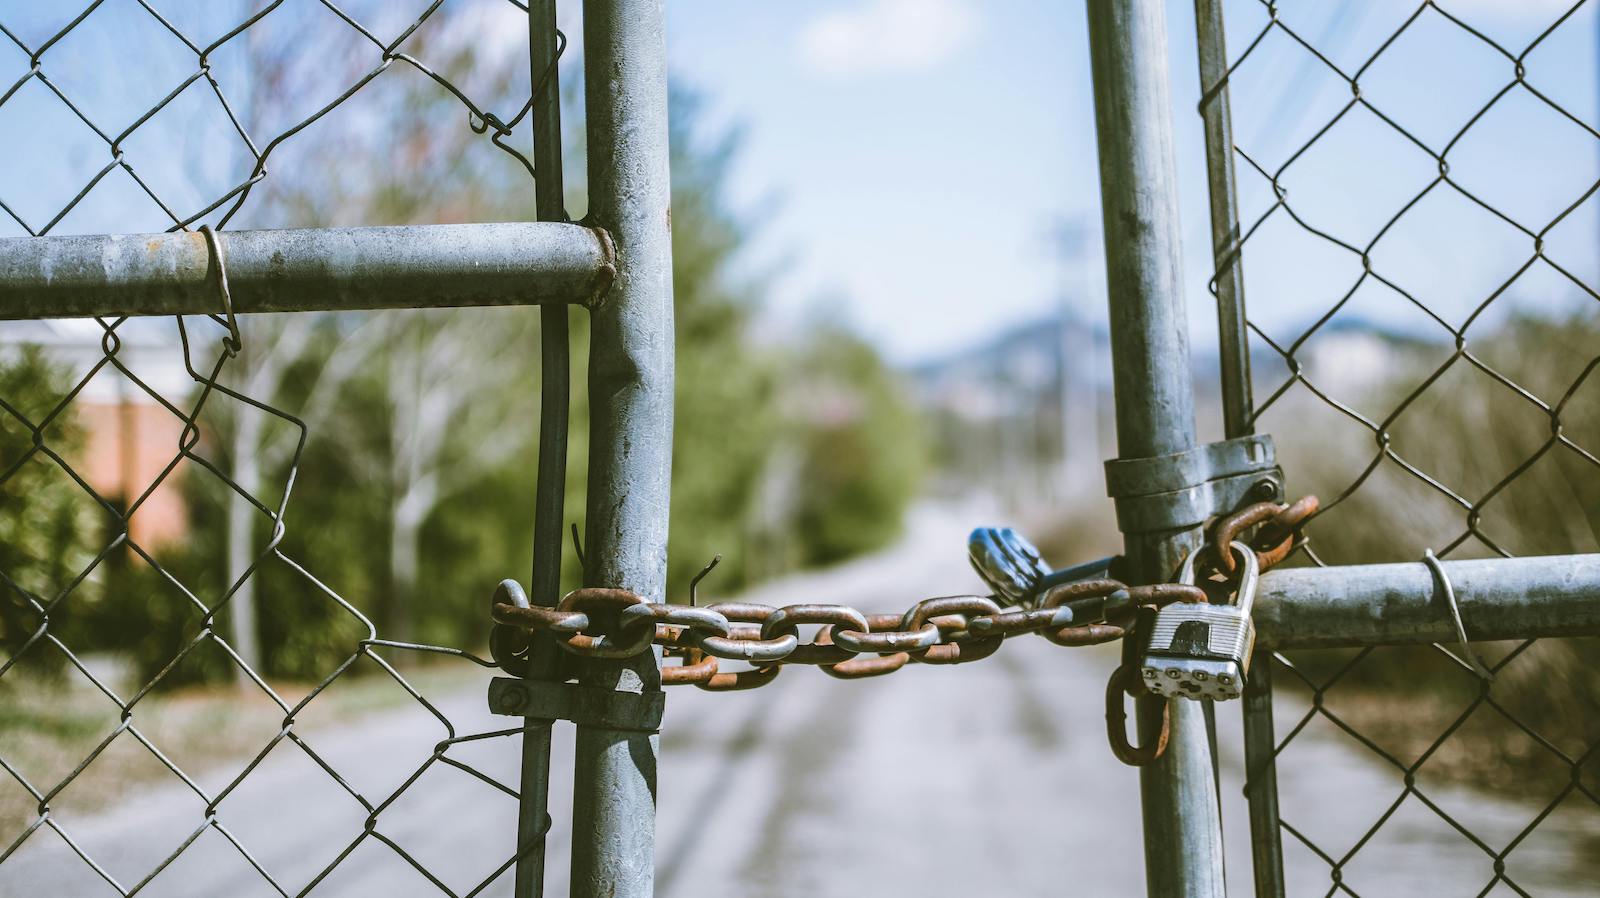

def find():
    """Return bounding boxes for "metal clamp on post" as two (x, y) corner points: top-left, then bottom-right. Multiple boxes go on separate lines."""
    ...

(488, 677), (665, 733)
(1104, 434), (1283, 533)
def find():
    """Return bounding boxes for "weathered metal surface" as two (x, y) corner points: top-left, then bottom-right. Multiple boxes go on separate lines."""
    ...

(968, 526), (1053, 604)
(1104, 434), (1275, 496)
(759, 605), (867, 664)
(1255, 553), (1600, 649)
(494, 602), (590, 634)
(830, 620), (940, 653)
(1086, 0), (1226, 892)
(490, 579), (1213, 682)
(556, 588), (657, 659)
(1142, 542), (1259, 701)
(818, 615), (910, 679)
(907, 596), (1005, 664)
(1205, 496), (1318, 576)
(1086, 3), (1197, 467)
(0, 222), (614, 318)
(1193, 0), (1254, 443)
(1241, 659), (1285, 898)
(489, 678), (665, 732)
(571, 0), (675, 895)
(517, 3), (572, 895)
(1036, 555), (1119, 593)
(1104, 434), (1282, 533)
(659, 650), (719, 685)
(1108, 664), (1171, 766)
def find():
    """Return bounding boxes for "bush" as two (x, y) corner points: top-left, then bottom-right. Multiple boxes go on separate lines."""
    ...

(0, 347), (99, 673)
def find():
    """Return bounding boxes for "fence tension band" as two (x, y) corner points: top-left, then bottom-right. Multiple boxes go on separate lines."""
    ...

(488, 677), (665, 732)
(1104, 434), (1282, 533)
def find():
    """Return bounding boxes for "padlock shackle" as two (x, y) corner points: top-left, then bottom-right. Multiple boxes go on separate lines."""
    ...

(1178, 540), (1259, 617)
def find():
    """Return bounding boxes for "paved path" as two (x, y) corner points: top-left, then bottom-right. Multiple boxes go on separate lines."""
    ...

(4, 503), (1595, 896)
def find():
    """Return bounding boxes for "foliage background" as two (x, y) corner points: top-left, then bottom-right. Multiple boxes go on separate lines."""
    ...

(0, 8), (925, 688)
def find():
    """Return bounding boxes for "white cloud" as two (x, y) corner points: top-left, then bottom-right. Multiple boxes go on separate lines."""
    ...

(798, 0), (979, 78)
(1436, 0), (1583, 16)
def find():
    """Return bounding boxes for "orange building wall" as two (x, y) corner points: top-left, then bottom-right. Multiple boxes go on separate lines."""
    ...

(75, 402), (190, 549)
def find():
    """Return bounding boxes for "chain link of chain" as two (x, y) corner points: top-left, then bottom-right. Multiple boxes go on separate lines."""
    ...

(488, 497), (1317, 697)
(489, 578), (1206, 690)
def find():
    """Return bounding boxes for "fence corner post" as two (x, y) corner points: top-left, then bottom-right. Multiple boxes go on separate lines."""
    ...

(1085, 1), (1227, 895)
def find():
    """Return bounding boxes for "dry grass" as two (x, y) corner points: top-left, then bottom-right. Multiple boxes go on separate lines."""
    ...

(1279, 642), (1600, 798)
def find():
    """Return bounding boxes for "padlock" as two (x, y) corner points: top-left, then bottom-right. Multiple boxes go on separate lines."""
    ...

(967, 527), (1051, 605)
(1141, 540), (1258, 701)
(968, 526), (1117, 607)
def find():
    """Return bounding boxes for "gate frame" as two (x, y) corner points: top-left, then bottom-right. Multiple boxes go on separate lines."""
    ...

(1086, 2), (1600, 896)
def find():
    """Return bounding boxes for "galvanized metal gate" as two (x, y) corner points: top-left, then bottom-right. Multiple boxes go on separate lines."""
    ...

(1109, 2), (1600, 895)
(2, 1), (1598, 896)
(0, 1), (672, 895)
(1090, 3), (1600, 895)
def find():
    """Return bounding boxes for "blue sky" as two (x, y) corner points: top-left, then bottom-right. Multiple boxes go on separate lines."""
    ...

(662, 0), (1091, 363)
(654, 0), (1600, 362)
(2, 0), (1596, 365)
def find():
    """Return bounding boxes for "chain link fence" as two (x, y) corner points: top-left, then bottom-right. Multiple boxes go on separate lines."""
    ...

(1198, 1), (1600, 894)
(7, 1), (1600, 895)
(1, 2), (563, 894)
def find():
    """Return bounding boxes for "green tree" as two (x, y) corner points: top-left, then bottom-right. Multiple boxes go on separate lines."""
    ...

(106, 41), (927, 683)
(119, 6), (544, 682)
(784, 320), (927, 567)
(660, 93), (783, 596)
(0, 347), (98, 669)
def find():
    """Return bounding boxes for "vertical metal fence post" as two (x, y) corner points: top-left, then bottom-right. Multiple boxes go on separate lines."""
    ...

(1192, 2), (1285, 895)
(1086, 2), (1227, 895)
(1193, 3), (1251, 442)
(574, 2), (674, 897)
(515, 3), (568, 896)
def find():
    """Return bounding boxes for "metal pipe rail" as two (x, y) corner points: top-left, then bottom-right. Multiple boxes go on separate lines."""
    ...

(0, 222), (615, 319)
(1256, 553), (1600, 649)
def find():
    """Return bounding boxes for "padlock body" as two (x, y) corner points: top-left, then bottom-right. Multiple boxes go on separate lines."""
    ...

(1140, 604), (1255, 701)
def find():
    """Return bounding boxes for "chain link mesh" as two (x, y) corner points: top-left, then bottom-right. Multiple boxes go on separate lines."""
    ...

(11, 0), (1600, 893)
(1201, 1), (1600, 893)
(0, 2), (560, 894)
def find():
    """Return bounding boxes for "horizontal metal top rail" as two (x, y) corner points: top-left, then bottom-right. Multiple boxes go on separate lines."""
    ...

(1256, 553), (1600, 649)
(0, 222), (615, 320)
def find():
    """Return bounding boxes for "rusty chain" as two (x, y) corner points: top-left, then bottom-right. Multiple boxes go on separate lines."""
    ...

(1202, 494), (1319, 577)
(489, 578), (1207, 690)
(489, 497), (1318, 709)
